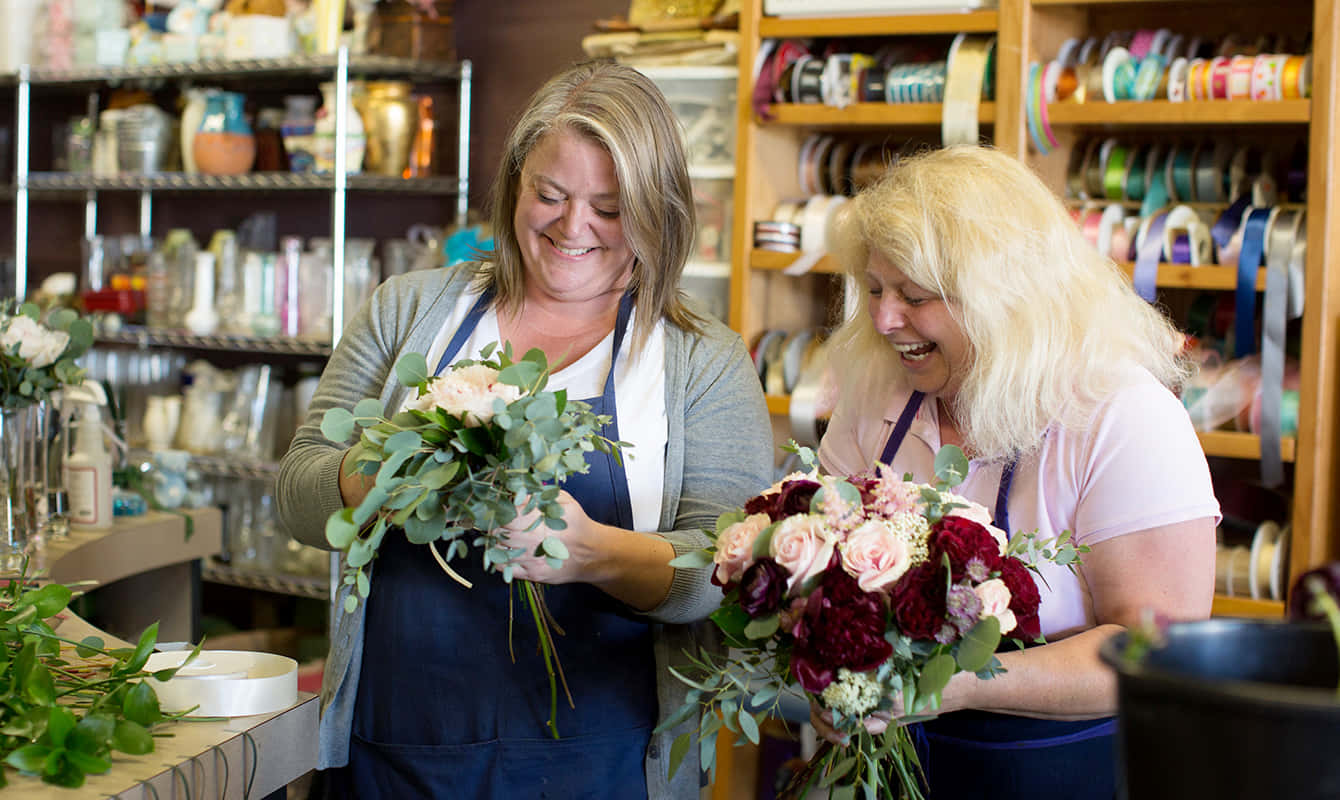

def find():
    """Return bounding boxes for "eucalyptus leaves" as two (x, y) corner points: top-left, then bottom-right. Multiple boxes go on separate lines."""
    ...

(0, 301), (93, 411)
(322, 342), (624, 613)
(0, 571), (200, 788)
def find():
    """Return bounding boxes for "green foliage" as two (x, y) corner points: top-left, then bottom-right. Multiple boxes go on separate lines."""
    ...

(0, 564), (197, 788)
(323, 344), (627, 612)
(0, 301), (94, 411)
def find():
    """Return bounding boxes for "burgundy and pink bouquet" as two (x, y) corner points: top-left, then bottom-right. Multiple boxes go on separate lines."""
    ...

(660, 445), (1085, 799)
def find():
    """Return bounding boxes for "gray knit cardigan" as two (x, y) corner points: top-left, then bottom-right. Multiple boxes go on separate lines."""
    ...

(276, 265), (773, 799)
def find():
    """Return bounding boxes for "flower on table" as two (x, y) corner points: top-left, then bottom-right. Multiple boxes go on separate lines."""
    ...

(0, 314), (69, 369)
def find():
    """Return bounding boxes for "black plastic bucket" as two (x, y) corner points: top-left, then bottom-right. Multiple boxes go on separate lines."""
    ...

(1100, 619), (1340, 799)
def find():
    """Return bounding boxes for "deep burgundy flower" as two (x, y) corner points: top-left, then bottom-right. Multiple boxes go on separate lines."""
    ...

(998, 557), (1042, 640)
(790, 558), (892, 692)
(1288, 563), (1340, 622)
(744, 479), (821, 522)
(739, 557), (789, 618)
(847, 474), (879, 508)
(931, 516), (1004, 580)
(891, 562), (949, 641)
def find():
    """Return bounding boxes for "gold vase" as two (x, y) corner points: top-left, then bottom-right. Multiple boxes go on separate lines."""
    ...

(359, 81), (416, 177)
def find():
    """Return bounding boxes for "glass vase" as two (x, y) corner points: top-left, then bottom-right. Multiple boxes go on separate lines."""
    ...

(0, 403), (48, 571)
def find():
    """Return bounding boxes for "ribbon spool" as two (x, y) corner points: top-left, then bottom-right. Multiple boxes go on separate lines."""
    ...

(942, 34), (993, 146)
(1097, 203), (1130, 261)
(752, 329), (787, 387)
(1162, 205), (1213, 266)
(1247, 521), (1287, 601)
(1214, 544), (1252, 596)
(754, 220), (801, 253)
(1259, 207), (1304, 487)
(145, 650), (299, 717)
(784, 194), (849, 276)
(788, 336), (832, 449)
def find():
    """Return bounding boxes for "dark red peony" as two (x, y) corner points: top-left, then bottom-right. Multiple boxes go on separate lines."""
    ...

(745, 479), (821, 522)
(891, 561), (949, 641)
(790, 554), (892, 692)
(998, 557), (1042, 640)
(739, 557), (789, 618)
(930, 516), (1004, 580)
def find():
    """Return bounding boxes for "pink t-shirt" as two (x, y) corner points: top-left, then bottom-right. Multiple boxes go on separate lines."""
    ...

(819, 366), (1221, 638)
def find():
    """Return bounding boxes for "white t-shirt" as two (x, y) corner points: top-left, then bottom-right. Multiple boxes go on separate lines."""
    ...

(820, 365), (1221, 639)
(418, 291), (667, 532)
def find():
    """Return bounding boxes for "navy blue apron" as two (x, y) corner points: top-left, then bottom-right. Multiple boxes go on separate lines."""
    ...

(337, 288), (657, 800)
(882, 391), (1117, 800)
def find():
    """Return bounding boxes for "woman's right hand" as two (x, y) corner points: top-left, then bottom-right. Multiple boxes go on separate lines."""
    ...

(809, 700), (893, 745)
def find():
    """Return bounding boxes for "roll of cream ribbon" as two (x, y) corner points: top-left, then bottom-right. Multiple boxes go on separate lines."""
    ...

(942, 34), (992, 146)
(145, 650), (299, 717)
(785, 195), (849, 275)
(788, 337), (832, 449)
(1162, 204), (1213, 266)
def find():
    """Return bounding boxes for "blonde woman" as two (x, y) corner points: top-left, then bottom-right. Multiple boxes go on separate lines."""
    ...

(814, 146), (1218, 799)
(279, 61), (772, 800)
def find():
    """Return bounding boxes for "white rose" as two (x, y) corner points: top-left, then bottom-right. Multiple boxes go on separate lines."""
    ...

(411, 364), (522, 426)
(840, 518), (912, 593)
(973, 577), (1017, 635)
(1, 315), (69, 368)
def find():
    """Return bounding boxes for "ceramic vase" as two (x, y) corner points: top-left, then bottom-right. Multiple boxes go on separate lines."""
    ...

(179, 88), (212, 174)
(359, 80), (415, 176)
(193, 91), (255, 176)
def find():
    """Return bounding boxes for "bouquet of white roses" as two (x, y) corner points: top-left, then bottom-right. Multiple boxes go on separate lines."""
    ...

(0, 302), (93, 411)
(321, 342), (625, 736)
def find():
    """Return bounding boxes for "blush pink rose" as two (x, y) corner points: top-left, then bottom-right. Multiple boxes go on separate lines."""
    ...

(973, 577), (1017, 635)
(412, 363), (522, 426)
(769, 514), (835, 595)
(712, 513), (771, 586)
(840, 518), (913, 593)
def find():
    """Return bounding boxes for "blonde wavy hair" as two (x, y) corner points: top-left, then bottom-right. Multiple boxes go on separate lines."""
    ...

(828, 145), (1190, 460)
(483, 59), (702, 352)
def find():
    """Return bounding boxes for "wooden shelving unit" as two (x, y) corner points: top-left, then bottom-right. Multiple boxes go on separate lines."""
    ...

(730, 0), (1339, 631)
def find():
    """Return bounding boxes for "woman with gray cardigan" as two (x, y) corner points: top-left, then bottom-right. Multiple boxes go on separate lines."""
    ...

(277, 61), (772, 800)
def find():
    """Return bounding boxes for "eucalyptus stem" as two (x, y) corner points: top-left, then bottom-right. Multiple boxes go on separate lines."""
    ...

(524, 581), (561, 739)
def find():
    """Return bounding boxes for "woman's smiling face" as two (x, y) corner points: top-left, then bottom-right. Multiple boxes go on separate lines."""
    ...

(864, 250), (970, 403)
(513, 128), (635, 304)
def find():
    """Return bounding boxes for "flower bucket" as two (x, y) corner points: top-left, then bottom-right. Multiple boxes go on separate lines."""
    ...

(1100, 619), (1340, 799)
(0, 403), (46, 570)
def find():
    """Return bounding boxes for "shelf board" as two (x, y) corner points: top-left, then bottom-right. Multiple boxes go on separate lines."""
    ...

(128, 448), (278, 481)
(96, 327), (333, 357)
(764, 395), (1294, 463)
(202, 560), (329, 600)
(753, 251), (1267, 290)
(765, 102), (995, 127)
(766, 394), (791, 416)
(1045, 99), (1310, 125)
(1198, 431), (1295, 462)
(1211, 593), (1285, 618)
(1117, 262), (1266, 291)
(22, 54), (463, 87)
(751, 249), (842, 273)
(759, 10), (998, 37)
(25, 172), (459, 194)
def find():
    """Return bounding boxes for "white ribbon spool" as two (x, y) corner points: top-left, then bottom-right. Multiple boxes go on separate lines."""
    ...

(146, 650), (299, 717)
(784, 195), (848, 275)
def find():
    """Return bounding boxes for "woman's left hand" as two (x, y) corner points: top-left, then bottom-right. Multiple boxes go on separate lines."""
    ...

(498, 490), (596, 585)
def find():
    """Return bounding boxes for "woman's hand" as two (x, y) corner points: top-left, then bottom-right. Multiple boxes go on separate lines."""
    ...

(498, 490), (596, 585)
(810, 701), (895, 745)
(496, 490), (677, 612)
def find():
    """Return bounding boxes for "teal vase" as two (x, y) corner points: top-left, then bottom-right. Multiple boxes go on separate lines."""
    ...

(193, 91), (255, 176)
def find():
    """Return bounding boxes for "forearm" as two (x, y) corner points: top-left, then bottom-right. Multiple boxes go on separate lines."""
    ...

(944, 624), (1123, 720)
(578, 523), (678, 612)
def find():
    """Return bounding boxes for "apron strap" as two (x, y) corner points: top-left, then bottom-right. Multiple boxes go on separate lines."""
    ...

(435, 287), (496, 376)
(878, 390), (1015, 533)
